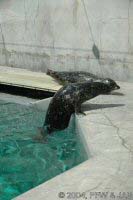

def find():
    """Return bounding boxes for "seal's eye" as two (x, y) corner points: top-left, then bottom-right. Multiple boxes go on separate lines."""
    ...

(105, 80), (109, 84)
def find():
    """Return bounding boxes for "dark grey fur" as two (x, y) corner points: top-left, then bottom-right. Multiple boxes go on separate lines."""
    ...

(47, 69), (99, 84)
(40, 79), (120, 137)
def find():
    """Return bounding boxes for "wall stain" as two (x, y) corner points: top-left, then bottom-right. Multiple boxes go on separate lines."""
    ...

(10, 50), (50, 59)
(73, 0), (79, 26)
(0, 24), (10, 66)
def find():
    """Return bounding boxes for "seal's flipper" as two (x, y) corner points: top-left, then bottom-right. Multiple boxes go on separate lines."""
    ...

(76, 111), (86, 116)
(37, 127), (45, 136)
(33, 127), (48, 143)
(75, 104), (86, 115)
(47, 69), (53, 75)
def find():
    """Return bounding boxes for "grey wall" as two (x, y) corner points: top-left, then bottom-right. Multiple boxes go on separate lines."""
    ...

(0, 0), (133, 81)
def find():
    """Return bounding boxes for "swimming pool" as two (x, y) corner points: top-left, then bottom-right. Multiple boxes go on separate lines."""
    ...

(0, 100), (87, 200)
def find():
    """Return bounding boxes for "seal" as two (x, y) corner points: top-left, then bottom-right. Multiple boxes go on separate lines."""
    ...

(38, 79), (120, 139)
(47, 69), (99, 85)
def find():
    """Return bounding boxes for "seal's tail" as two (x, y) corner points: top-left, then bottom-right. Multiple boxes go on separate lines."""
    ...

(47, 69), (54, 75)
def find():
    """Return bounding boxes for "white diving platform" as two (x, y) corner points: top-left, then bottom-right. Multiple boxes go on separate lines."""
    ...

(0, 66), (62, 93)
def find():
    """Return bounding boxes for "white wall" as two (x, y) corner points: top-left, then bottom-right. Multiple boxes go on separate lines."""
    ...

(0, 0), (133, 81)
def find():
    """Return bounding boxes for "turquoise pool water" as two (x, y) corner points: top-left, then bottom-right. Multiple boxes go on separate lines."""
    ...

(0, 100), (87, 200)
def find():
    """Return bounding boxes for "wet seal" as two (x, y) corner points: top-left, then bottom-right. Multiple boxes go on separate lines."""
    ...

(37, 79), (120, 140)
(47, 69), (99, 85)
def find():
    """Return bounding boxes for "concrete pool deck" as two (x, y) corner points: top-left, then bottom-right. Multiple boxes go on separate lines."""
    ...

(14, 81), (133, 200)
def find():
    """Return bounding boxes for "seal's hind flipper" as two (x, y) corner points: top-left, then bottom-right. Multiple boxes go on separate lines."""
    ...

(33, 127), (48, 143)
(47, 69), (53, 75)
(37, 127), (45, 135)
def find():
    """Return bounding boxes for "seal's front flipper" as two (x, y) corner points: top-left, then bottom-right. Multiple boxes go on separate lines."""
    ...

(81, 111), (86, 116)
(76, 111), (86, 116)
(33, 127), (48, 143)
(75, 104), (86, 116)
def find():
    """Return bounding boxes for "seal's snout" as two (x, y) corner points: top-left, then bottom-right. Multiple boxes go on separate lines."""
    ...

(115, 85), (120, 90)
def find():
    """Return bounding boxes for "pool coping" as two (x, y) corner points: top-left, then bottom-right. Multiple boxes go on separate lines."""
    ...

(15, 81), (133, 200)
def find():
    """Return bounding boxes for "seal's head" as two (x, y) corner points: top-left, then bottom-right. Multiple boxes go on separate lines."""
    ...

(94, 78), (120, 94)
(102, 78), (120, 91)
(93, 78), (120, 95)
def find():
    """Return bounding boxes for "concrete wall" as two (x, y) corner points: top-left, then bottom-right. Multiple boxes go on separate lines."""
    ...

(0, 0), (133, 81)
